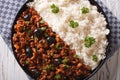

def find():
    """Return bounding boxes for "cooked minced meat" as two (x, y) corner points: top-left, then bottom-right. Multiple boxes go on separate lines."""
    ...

(12, 8), (91, 80)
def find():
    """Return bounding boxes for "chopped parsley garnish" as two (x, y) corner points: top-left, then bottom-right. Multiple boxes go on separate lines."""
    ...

(26, 21), (30, 24)
(25, 60), (29, 65)
(51, 4), (59, 13)
(69, 20), (79, 28)
(62, 58), (68, 64)
(81, 7), (89, 14)
(55, 74), (61, 80)
(64, 64), (70, 69)
(44, 33), (49, 37)
(30, 35), (34, 39)
(55, 44), (62, 50)
(40, 19), (45, 24)
(50, 52), (54, 56)
(34, 36), (39, 41)
(23, 26), (26, 31)
(55, 44), (59, 49)
(92, 55), (98, 62)
(84, 36), (96, 48)
(40, 27), (46, 31)
(45, 64), (54, 70)
(28, 29), (32, 33)
(73, 54), (79, 58)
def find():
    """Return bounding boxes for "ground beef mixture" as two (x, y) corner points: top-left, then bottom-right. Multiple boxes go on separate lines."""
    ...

(12, 7), (91, 80)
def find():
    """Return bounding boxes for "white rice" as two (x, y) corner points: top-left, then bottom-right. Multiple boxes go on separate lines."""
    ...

(28, 0), (110, 69)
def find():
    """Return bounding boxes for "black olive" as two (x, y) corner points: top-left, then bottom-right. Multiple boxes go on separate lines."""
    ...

(75, 74), (86, 80)
(46, 37), (56, 45)
(54, 58), (61, 66)
(34, 28), (43, 39)
(31, 69), (40, 78)
(25, 47), (33, 58)
(24, 14), (31, 21)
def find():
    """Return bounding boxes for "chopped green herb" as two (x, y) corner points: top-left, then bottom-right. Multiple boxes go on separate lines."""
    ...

(64, 64), (70, 69)
(81, 7), (89, 14)
(30, 35), (34, 39)
(92, 55), (98, 62)
(50, 52), (54, 56)
(73, 54), (79, 58)
(62, 58), (68, 64)
(28, 29), (32, 33)
(40, 19), (45, 24)
(45, 64), (54, 70)
(51, 4), (56, 8)
(69, 20), (79, 28)
(25, 60), (29, 65)
(55, 44), (62, 50)
(44, 33), (49, 37)
(55, 44), (59, 49)
(51, 4), (59, 13)
(26, 21), (30, 24)
(55, 74), (61, 80)
(84, 36), (96, 48)
(40, 27), (46, 31)
(34, 36), (39, 41)
(23, 26), (26, 31)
